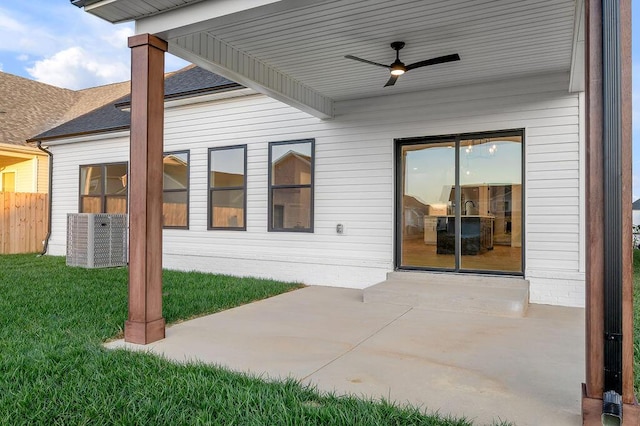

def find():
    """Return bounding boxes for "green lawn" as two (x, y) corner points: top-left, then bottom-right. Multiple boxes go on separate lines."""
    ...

(0, 254), (472, 425)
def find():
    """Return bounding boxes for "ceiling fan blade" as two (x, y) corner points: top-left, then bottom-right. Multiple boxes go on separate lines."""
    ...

(384, 75), (399, 87)
(344, 55), (390, 69)
(406, 54), (460, 71)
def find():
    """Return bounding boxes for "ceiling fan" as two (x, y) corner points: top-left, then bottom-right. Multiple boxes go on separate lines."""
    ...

(344, 41), (460, 87)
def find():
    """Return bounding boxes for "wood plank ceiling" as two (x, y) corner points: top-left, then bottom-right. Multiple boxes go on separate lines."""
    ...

(204, 0), (576, 101)
(86, 0), (576, 103)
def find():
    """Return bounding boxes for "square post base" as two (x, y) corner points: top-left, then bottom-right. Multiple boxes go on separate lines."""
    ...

(582, 384), (640, 425)
(125, 318), (166, 345)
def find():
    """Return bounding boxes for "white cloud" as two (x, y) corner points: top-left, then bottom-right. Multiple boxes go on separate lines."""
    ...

(2, 4), (188, 88)
(0, 4), (137, 88)
(0, 63), (3, 72)
(0, 11), (28, 33)
(0, 7), (65, 57)
(27, 46), (129, 89)
(102, 27), (135, 49)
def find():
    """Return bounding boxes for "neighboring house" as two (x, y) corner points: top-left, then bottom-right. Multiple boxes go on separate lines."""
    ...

(0, 143), (47, 193)
(0, 71), (131, 192)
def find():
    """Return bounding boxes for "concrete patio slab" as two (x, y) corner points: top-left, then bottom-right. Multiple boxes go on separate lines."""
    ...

(106, 286), (584, 425)
(364, 271), (530, 317)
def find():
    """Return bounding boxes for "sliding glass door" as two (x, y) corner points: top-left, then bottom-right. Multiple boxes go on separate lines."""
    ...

(397, 130), (523, 274)
(400, 140), (456, 269)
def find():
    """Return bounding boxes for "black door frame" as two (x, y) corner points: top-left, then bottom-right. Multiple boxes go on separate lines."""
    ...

(394, 128), (525, 276)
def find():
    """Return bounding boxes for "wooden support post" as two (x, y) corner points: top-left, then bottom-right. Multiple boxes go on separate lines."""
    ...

(124, 34), (167, 345)
(583, 0), (637, 422)
(584, 0), (605, 402)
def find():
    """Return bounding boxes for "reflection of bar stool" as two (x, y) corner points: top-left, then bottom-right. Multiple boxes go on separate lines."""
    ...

(461, 234), (481, 255)
(437, 233), (482, 255)
(436, 233), (455, 254)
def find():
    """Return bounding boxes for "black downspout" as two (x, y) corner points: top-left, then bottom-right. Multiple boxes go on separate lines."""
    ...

(601, 0), (623, 410)
(36, 141), (53, 256)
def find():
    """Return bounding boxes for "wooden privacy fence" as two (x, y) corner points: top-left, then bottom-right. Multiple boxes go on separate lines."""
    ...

(0, 192), (48, 254)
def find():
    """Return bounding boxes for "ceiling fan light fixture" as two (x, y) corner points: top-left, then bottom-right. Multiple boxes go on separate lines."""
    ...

(390, 61), (406, 76)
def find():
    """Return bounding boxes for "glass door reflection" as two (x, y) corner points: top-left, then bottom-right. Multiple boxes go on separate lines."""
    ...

(398, 131), (523, 275)
(401, 141), (455, 269)
(459, 136), (522, 272)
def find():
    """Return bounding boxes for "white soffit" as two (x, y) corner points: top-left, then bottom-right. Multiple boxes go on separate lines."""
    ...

(569, 0), (585, 93)
(84, 0), (206, 24)
(88, 0), (578, 112)
(171, 33), (334, 119)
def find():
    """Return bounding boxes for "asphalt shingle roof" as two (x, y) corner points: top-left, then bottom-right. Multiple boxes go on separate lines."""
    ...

(31, 66), (240, 141)
(0, 72), (131, 146)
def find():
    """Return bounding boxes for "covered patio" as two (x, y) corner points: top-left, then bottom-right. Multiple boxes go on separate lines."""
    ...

(107, 285), (584, 425)
(72, 0), (634, 423)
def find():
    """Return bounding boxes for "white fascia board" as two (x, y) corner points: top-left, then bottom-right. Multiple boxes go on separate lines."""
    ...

(117, 88), (257, 112)
(569, 0), (585, 93)
(135, 0), (322, 40)
(41, 131), (130, 147)
(171, 34), (333, 119)
(164, 88), (257, 109)
(0, 143), (46, 157)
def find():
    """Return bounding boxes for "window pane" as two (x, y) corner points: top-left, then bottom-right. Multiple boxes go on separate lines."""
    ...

(460, 136), (522, 272)
(211, 189), (245, 228)
(81, 196), (102, 213)
(164, 153), (188, 190)
(163, 191), (187, 227)
(272, 187), (311, 230)
(271, 142), (312, 185)
(210, 148), (245, 188)
(401, 142), (456, 269)
(105, 164), (127, 195)
(80, 166), (102, 195)
(105, 196), (127, 214)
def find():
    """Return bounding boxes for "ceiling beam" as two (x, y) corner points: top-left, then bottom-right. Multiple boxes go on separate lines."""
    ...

(171, 32), (333, 119)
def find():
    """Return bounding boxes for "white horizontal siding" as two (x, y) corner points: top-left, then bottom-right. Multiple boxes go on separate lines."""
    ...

(48, 71), (583, 306)
(36, 156), (49, 193)
(48, 136), (130, 256)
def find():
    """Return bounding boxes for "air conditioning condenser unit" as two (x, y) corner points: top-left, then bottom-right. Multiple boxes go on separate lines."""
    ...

(66, 213), (128, 268)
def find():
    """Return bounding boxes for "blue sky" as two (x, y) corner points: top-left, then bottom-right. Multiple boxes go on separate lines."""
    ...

(1, 1), (638, 198)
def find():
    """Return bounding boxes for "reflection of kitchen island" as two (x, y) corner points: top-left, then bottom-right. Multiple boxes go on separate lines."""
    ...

(435, 215), (494, 255)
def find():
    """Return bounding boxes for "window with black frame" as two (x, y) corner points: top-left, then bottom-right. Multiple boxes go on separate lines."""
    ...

(79, 163), (128, 214)
(208, 145), (246, 230)
(268, 139), (314, 232)
(163, 151), (189, 228)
